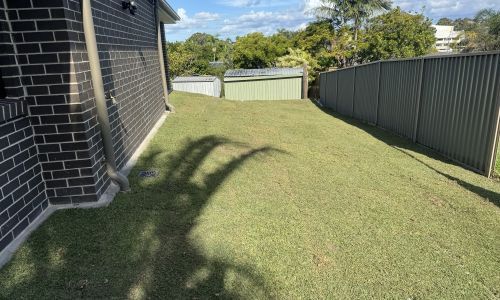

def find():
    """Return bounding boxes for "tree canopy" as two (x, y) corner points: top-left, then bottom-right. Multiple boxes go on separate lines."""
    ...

(312, 0), (392, 40)
(361, 8), (435, 61)
(440, 9), (500, 52)
(232, 32), (281, 69)
(276, 48), (319, 82)
(167, 33), (232, 79)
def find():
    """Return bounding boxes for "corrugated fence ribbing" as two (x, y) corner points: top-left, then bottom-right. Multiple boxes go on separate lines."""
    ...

(319, 51), (500, 177)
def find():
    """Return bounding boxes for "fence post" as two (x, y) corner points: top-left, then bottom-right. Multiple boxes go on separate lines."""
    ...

(352, 67), (356, 117)
(375, 61), (381, 125)
(413, 58), (425, 142)
(302, 63), (308, 100)
(486, 104), (500, 177)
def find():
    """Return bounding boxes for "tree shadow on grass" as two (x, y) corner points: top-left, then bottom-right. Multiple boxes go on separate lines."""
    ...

(314, 102), (500, 208)
(0, 135), (286, 299)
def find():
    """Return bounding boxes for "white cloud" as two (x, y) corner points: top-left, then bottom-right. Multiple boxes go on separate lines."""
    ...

(302, 0), (322, 13)
(219, 6), (314, 37)
(194, 12), (220, 21)
(217, 0), (261, 7)
(394, 0), (500, 19)
(165, 8), (220, 34)
(217, 0), (293, 9)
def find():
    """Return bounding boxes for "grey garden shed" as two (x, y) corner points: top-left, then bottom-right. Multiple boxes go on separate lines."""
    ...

(172, 76), (221, 97)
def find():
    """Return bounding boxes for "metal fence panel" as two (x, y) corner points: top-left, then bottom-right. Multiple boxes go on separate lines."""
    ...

(337, 68), (355, 116)
(319, 51), (500, 176)
(378, 60), (422, 139)
(353, 63), (379, 124)
(319, 73), (326, 105)
(324, 72), (337, 110)
(417, 53), (500, 173)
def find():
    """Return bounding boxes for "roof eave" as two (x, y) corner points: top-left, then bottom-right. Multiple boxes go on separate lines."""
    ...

(159, 0), (180, 24)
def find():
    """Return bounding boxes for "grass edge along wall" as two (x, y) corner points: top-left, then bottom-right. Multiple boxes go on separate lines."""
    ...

(319, 51), (500, 177)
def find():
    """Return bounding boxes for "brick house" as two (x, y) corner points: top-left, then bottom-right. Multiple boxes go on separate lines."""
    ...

(0, 0), (179, 256)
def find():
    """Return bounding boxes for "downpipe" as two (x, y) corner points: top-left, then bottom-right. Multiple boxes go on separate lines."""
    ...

(155, 0), (175, 113)
(81, 0), (130, 192)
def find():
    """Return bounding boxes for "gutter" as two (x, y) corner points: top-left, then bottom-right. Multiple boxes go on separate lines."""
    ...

(159, 0), (180, 21)
(81, 0), (130, 192)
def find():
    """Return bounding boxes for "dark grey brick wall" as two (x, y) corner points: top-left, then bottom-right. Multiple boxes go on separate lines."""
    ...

(1, 0), (166, 205)
(91, 0), (166, 195)
(2, 0), (100, 205)
(0, 116), (47, 253)
(0, 1), (48, 253)
(0, 0), (167, 252)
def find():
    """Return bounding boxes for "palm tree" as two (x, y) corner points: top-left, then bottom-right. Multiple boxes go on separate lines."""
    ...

(312, 0), (392, 40)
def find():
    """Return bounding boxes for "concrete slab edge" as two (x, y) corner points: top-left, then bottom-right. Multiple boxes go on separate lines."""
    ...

(0, 112), (169, 269)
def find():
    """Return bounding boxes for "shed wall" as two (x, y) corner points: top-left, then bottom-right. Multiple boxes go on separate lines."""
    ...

(225, 77), (302, 100)
(173, 80), (221, 97)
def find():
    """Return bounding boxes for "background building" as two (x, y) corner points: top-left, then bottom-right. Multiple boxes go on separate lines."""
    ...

(432, 25), (464, 52)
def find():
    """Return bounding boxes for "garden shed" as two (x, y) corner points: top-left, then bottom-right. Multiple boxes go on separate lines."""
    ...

(172, 76), (221, 97)
(224, 68), (304, 100)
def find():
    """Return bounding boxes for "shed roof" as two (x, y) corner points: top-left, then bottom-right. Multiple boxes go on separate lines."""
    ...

(224, 68), (303, 78)
(172, 76), (219, 83)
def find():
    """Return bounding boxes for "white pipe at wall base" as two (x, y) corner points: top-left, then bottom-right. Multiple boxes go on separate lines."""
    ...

(81, 0), (130, 192)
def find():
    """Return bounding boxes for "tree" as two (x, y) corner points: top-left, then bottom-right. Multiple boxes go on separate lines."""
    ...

(312, 0), (352, 29)
(270, 29), (296, 57)
(475, 9), (500, 35)
(233, 32), (280, 68)
(451, 18), (475, 31)
(312, 0), (391, 41)
(167, 33), (233, 78)
(275, 48), (319, 82)
(168, 42), (198, 77)
(360, 8), (435, 61)
(461, 9), (500, 51)
(294, 21), (334, 55)
(436, 17), (453, 26)
(331, 26), (361, 67)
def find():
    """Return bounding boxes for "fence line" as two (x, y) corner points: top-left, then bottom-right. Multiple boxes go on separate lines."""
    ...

(319, 51), (500, 177)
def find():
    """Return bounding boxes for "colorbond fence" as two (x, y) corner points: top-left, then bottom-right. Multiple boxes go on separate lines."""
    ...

(319, 51), (500, 176)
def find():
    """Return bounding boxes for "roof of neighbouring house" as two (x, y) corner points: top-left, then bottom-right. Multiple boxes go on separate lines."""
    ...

(224, 68), (303, 78)
(431, 25), (463, 39)
(172, 76), (219, 83)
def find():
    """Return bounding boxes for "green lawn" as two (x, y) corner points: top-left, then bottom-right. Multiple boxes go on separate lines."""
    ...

(1, 92), (499, 299)
(496, 147), (500, 175)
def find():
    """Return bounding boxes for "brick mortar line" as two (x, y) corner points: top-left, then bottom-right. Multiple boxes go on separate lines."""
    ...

(0, 165), (44, 217)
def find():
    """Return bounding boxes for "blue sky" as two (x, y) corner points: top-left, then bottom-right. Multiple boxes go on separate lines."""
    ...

(165, 0), (500, 41)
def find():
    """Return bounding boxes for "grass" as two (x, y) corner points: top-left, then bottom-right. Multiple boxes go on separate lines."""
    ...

(1, 91), (499, 299)
(496, 147), (500, 175)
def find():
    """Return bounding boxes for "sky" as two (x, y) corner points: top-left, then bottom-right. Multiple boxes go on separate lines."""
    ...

(164, 0), (500, 41)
